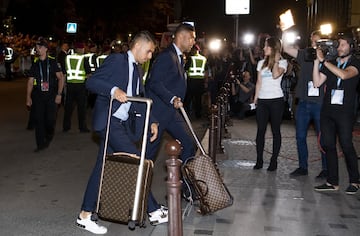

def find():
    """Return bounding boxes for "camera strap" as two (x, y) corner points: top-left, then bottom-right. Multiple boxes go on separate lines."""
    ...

(336, 60), (348, 89)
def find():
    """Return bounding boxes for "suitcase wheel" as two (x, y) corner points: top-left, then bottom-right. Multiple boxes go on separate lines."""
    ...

(128, 220), (136, 230)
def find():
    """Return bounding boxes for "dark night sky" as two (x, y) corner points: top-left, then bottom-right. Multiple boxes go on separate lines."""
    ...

(182, 0), (308, 39)
(5, 0), (308, 41)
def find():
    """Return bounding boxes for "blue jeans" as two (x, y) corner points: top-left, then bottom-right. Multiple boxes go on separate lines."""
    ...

(295, 100), (327, 170)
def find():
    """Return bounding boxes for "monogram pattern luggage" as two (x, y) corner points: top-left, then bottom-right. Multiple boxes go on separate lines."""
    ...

(180, 107), (233, 215)
(98, 153), (153, 225)
(96, 97), (153, 229)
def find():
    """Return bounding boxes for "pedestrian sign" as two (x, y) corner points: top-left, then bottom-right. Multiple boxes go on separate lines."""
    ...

(66, 23), (77, 33)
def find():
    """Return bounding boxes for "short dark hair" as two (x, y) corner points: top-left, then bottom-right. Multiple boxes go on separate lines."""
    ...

(174, 23), (195, 35)
(129, 30), (156, 49)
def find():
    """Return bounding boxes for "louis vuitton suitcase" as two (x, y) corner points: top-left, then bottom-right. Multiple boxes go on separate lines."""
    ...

(180, 107), (233, 215)
(96, 96), (153, 230)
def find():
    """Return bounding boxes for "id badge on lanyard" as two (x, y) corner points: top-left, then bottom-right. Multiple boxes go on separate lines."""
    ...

(330, 60), (346, 105)
(308, 81), (319, 96)
(40, 59), (50, 92)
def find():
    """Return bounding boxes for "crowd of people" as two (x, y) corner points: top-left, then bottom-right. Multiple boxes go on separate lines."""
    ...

(1, 24), (360, 235)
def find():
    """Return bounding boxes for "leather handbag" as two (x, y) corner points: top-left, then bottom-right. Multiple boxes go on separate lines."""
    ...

(180, 107), (233, 215)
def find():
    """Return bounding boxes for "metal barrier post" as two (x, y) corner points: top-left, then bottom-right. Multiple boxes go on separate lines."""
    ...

(209, 104), (218, 163)
(165, 140), (183, 236)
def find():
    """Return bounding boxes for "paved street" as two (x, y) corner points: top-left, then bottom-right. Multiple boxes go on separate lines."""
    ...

(0, 78), (359, 236)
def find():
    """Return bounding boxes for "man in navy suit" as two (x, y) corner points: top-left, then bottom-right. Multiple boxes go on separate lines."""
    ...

(145, 23), (196, 199)
(75, 31), (160, 234)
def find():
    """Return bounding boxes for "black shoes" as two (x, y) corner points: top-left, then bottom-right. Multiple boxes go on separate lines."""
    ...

(267, 161), (277, 171)
(345, 184), (360, 195)
(290, 168), (308, 177)
(253, 161), (263, 169)
(253, 160), (277, 171)
(314, 183), (339, 192)
(34, 143), (49, 152)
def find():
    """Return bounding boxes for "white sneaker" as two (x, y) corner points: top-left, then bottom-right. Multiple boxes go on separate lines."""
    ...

(76, 214), (107, 234)
(149, 205), (168, 225)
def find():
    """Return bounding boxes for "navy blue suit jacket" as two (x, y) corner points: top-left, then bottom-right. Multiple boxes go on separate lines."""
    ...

(86, 53), (152, 140)
(145, 44), (187, 123)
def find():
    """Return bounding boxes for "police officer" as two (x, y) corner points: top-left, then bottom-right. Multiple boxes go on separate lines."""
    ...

(26, 37), (64, 152)
(184, 44), (207, 118)
(84, 43), (98, 108)
(63, 42), (91, 133)
(4, 45), (14, 81)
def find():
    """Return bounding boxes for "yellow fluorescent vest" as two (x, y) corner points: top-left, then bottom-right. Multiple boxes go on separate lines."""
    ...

(66, 54), (86, 83)
(84, 53), (96, 72)
(96, 55), (108, 68)
(187, 53), (207, 79)
(5, 47), (13, 61)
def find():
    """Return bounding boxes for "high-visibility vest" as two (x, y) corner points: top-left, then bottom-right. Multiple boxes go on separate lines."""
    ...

(66, 54), (86, 83)
(187, 53), (207, 79)
(96, 55), (108, 68)
(141, 60), (150, 84)
(5, 47), (13, 61)
(84, 53), (96, 72)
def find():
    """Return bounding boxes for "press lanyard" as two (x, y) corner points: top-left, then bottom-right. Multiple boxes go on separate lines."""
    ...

(39, 58), (50, 83)
(336, 60), (347, 88)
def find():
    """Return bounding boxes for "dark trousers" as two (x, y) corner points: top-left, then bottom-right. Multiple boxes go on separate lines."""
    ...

(321, 109), (359, 185)
(5, 61), (12, 80)
(256, 98), (284, 163)
(145, 111), (195, 212)
(32, 92), (57, 148)
(63, 83), (88, 131)
(230, 98), (250, 119)
(185, 78), (204, 118)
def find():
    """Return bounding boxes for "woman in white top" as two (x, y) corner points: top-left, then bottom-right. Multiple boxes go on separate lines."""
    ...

(253, 37), (287, 171)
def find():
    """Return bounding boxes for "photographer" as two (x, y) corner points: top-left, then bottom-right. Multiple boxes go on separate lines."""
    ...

(283, 30), (328, 178)
(313, 32), (360, 194)
(229, 70), (255, 119)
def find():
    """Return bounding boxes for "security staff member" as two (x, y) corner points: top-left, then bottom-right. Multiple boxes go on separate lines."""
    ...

(26, 38), (64, 152)
(63, 42), (91, 133)
(184, 44), (207, 118)
(4, 46), (14, 81)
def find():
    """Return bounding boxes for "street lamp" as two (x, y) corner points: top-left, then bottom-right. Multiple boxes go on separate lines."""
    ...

(225, 0), (250, 47)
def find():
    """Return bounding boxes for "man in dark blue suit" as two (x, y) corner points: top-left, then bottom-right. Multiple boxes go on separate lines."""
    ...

(145, 23), (196, 194)
(75, 31), (161, 234)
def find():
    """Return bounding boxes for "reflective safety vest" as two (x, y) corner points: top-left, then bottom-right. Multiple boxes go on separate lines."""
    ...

(5, 47), (13, 61)
(84, 53), (96, 72)
(96, 55), (108, 68)
(66, 54), (86, 83)
(141, 60), (150, 84)
(187, 53), (207, 79)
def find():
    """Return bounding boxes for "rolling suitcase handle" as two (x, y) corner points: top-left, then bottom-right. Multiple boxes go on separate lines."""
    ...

(96, 96), (153, 224)
(179, 106), (206, 156)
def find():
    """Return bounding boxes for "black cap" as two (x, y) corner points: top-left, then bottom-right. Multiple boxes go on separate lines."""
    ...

(36, 37), (48, 48)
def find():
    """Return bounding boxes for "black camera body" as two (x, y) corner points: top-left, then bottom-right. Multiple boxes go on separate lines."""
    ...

(305, 39), (339, 62)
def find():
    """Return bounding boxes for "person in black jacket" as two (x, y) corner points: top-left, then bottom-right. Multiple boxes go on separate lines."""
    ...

(25, 37), (64, 152)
